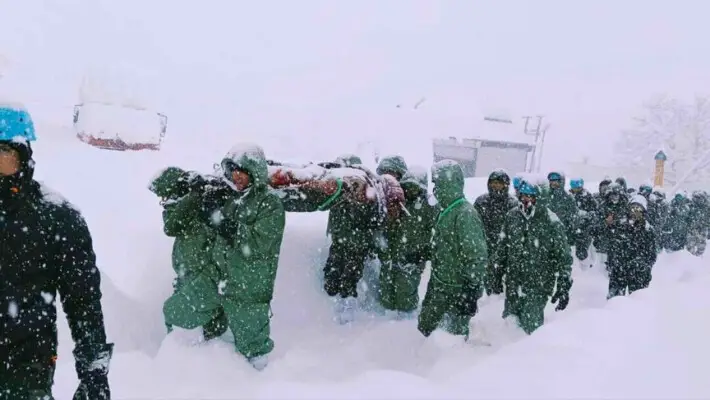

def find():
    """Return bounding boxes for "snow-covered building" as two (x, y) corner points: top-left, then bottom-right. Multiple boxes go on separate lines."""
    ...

(432, 118), (536, 178)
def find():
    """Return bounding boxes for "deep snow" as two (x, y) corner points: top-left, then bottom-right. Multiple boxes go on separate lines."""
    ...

(30, 127), (710, 399)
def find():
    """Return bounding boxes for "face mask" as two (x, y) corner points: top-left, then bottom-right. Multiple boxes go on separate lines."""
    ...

(519, 195), (536, 215)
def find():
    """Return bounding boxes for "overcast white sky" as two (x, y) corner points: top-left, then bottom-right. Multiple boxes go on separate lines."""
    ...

(0, 0), (708, 168)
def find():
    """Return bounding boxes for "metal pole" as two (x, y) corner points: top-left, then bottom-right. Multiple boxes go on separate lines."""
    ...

(523, 115), (544, 172)
(536, 124), (550, 173)
(523, 116), (535, 172)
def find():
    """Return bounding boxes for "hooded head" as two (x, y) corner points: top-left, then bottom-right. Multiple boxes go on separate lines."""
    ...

(431, 159), (465, 207)
(599, 178), (612, 195)
(487, 169), (510, 198)
(691, 190), (709, 206)
(376, 155), (408, 181)
(604, 182), (626, 205)
(547, 171), (566, 191)
(221, 143), (269, 191)
(517, 181), (539, 216)
(149, 166), (190, 200)
(399, 166), (428, 202)
(512, 176), (523, 192)
(638, 184), (653, 199)
(652, 190), (666, 201)
(335, 154), (363, 168)
(615, 177), (628, 192)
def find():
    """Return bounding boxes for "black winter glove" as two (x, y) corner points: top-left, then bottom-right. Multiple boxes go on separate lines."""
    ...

(73, 343), (113, 400)
(187, 173), (208, 193)
(550, 285), (570, 312)
(457, 283), (482, 317)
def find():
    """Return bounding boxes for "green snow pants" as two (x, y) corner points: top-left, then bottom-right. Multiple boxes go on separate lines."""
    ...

(503, 292), (548, 335)
(417, 278), (470, 337)
(378, 261), (425, 312)
(163, 274), (274, 359)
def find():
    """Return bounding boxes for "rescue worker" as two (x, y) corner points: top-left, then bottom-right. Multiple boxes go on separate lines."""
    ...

(493, 181), (574, 334)
(418, 160), (488, 339)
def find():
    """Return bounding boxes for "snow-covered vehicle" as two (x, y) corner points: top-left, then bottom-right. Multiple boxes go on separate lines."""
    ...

(73, 101), (168, 151)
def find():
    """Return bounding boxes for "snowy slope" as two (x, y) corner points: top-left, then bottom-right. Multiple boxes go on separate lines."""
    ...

(31, 129), (710, 399)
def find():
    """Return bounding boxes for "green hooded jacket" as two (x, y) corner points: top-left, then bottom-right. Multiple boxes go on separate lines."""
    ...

(384, 167), (436, 264)
(149, 167), (221, 288)
(212, 145), (286, 303)
(417, 160), (488, 336)
(493, 204), (573, 299)
(429, 160), (488, 289)
(539, 173), (579, 244)
(376, 155), (408, 179)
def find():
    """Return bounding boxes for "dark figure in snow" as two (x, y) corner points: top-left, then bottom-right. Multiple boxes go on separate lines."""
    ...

(321, 154), (385, 323)
(539, 171), (579, 246)
(0, 107), (113, 399)
(161, 144), (286, 371)
(269, 154), (402, 324)
(606, 195), (657, 298)
(593, 178), (613, 207)
(662, 193), (692, 252)
(378, 167), (436, 319)
(473, 170), (518, 295)
(591, 182), (629, 257)
(686, 191), (710, 256)
(569, 178), (596, 261)
(637, 185), (666, 252)
(615, 177), (630, 193)
(418, 160), (487, 339)
(569, 178), (596, 213)
(492, 181), (573, 334)
(650, 190), (670, 249)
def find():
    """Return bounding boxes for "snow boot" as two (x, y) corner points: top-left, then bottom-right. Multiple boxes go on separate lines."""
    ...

(248, 355), (269, 371)
(336, 296), (357, 325)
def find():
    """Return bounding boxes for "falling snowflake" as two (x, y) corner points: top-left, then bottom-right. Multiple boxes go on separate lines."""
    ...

(8, 301), (18, 318)
(40, 291), (54, 304)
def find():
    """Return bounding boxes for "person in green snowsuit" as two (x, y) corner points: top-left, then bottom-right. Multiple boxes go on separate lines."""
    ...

(149, 167), (231, 340)
(162, 144), (286, 370)
(417, 160), (488, 338)
(493, 181), (573, 335)
(540, 171), (579, 247)
(378, 167), (436, 318)
(473, 170), (518, 295)
(271, 154), (385, 324)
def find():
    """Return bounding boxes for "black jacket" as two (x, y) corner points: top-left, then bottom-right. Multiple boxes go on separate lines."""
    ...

(0, 180), (110, 378)
(474, 192), (518, 252)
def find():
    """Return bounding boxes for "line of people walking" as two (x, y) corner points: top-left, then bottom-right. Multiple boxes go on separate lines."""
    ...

(149, 143), (710, 371)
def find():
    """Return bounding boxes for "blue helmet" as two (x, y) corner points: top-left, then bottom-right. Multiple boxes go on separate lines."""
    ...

(570, 178), (584, 189)
(0, 105), (37, 142)
(518, 181), (539, 196)
(547, 171), (563, 181)
(639, 184), (652, 196)
(512, 176), (523, 189)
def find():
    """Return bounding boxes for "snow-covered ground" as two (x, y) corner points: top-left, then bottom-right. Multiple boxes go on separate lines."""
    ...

(31, 128), (710, 399)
